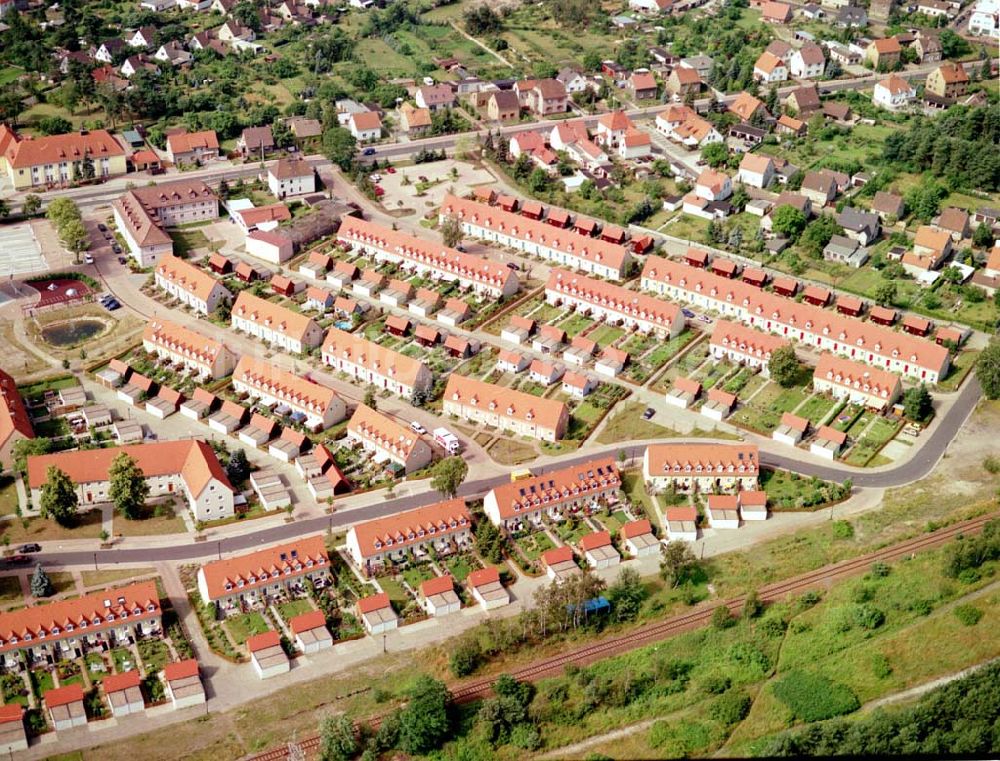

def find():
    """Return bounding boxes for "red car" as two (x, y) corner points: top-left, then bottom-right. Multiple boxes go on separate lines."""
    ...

(374, 186), (385, 197)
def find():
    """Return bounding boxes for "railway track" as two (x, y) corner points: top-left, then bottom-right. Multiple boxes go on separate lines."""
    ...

(246, 511), (996, 761)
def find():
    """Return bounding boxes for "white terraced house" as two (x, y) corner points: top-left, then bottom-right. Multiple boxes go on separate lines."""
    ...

(142, 319), (236, 380)
(643, 443), (760, 494)
(321, 327), (433, 399)
(442, 375), (569, 442)
(232, 356), (346, 430)
(708, 319), (789, 376)
(545, 269), (684, 338)
(231, 291), (325, 354)
(483, 457), (621, 531)
(346, 404), (433, 474)
(440, 194), (633, 281)
(640, 255), (950, 383)
(337, 216), (519, 299)
(0, 582), (161, 670)
(812, 353), (902, 411)
(154, 255), (232, 314)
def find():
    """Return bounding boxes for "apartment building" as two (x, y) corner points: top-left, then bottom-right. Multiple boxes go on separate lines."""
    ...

(321, 327), (433, 399)
(442, 375), (569, 442)
(440, 194), (633, 281)
(483, 457), (620, 531)
(0, 126), (127, 190)
(26, 441), (235, 522)
(812, 353), (902, 410)
(0, 582), (160, 670)
(643, 443), (760, 493)
(708, 319), (790, 375)
(640, 255), (949, 382)
(231, 291), (325, 353)
(267, 156), (315, 199)
(232, 356), (346, 430)
(346, 404), (433, 474)
(154, 255), (232, 314)
(337, 216), (519, 298)
(545, 269), (684, 338)
(113, 192), (174, 266)
(196, 536), (330, 608)
(141, 319), (236, 380)
(346, 499), (472, 576)
(0, 368), (33, 472)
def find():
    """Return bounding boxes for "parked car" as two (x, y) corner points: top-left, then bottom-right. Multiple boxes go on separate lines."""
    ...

(386, 166), (396, 174)
(410, 421), (427, 435)
(112, 244), (122, 254)
(3, 555), (30, 567)
(682, 308), (695, 319)
(506, 262), (519, 270)
(84, 254), (94, 264)
(104, 299), (121, 310)
(118, 256), (127, 264)
(369, 174), (381, 183)
(362, 147), (376, 156)
(97, 223), (107, 232)
(18, 543), (41, 553)
(642, 407), (656, 420)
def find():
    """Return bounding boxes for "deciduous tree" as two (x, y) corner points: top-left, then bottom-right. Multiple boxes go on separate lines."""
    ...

(39, 465), (78, 527)
(108, 452), (150, 520)
(430, 456), (468, 499)
(975, 339), (1000, 399)
(768, 345), (802, 388)
(660, 540), (698, 588)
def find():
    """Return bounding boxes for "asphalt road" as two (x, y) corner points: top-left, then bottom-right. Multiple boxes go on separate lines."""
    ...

(36, 375), (981, 568)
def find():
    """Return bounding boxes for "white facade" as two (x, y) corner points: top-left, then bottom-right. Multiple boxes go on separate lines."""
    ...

(873, 79), (916, 110)
(267, 165), (316, 199)
(153, 270), (230, 315)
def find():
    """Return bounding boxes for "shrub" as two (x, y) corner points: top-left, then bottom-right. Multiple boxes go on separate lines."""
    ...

(909, 598), (934, 616)
(832, 520), (855, 540)
(772, 671), (860, 722)
(799, 590), (822, 609)
(701, 674), (732, 695)
(711, 605), (735, 629)
(871, 653), (893, 679)
(709, 691), (752, 725)
(853, 604), (886, 630)
(953, 604), (983, 626)
(449, 637), (482, 677)
(759, 617), (788, 638)
(984, 456), (1000, 474)
(870, 561), (891, 578)
(648, 719), (712, 755)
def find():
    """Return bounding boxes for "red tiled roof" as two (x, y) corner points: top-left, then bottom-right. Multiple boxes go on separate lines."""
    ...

(466, 567), (500, 587)
(144, 319), (228, 370)
(289, 609), (327, 634)
(781, 412), (809, 432)
(350, 499), (470, 559)
(357, 592), (391, 614)
(488, 458), (620, 520)
(420, 575), (455, 596)
(167, 130), (218, 155)
(45, 684), (85, 708)
(0, 368), (33, 455)
(0, 582), (160, 655)
(710, 319), (788, 360)
(816, 425), (847, 445)
(440, 194), (630, 274)
(547, 269), (681, 332)
(246, 630), (281, 653)
(199, 536), (329, 601)
(322, 327), (428, 389)
(814, 353), (901, 401)
(542, 546), (574, 566)
(232, 291), (320, 344)
(0, 705), (23, 723)
(647, 443), (758, 475)
(5, 129), (125, 169)
(622, 519), (654, 539)
(103, 670), (141, 693)
(665, 506), (698, 522)
(580, 530), (611, 551)
(444, 375), (568, 435)
(348, 404), (425, 461)
(163, 659), (199, 681)
(156, 255), (226, 302)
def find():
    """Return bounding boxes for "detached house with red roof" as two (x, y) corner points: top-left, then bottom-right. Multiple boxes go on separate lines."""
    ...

(27, 441), (235, 522)
(165, 129), (219, 165)
(484, 458), (621, 530)
(349, 111), (383, 142)
(873, 75), (916, 110)
(754, 51), (788, 83)
(197, 535), (330, 608)
(0, 581), (161, 670)
(346, 499), (472, 575)
(643, 443), (760, 493)
(866, 38), (902, 69)
(0, 368), (33, 472)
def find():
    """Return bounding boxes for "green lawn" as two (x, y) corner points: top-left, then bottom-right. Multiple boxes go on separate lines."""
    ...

(514, 532), (555, 562)
(596, 509), (631, 535)
(557, 312), (594, 337)
(772, 387), (810, 414)
(831, 403), (864, 432)
(795, 394), (838, 425)
(761, 468), (849, 510)
(621, 333), (654, 356)
(376, 576), (410, 608)
(844, 416), (902, 466)
(555, 521), (590, 547)
(444, 555), (476, 583)
(588, 324), (626, 347)
(111, 647), (135, 674)
(401, 565), (435, 591)
(277, 599), (314, 623)
(84, 653), (108, 684)
(224, 612), (271, 646)
(30, 668), (54, 698)
(0, 574), (21, 607)
(645, 329), (697, 371)
(169, 230), (220, 258)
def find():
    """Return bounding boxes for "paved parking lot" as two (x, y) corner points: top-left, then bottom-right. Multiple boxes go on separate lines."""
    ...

(0, 222), (48, 276)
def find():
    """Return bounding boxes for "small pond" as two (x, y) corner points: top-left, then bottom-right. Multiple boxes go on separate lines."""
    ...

(41, 319), (108, 347)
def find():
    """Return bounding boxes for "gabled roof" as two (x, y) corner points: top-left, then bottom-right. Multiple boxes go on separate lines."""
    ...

(580, 530), (612, 551)
(420, 575), (455, 597)
(246, 630), (281, 653)
(45, 684), (85, 708)
(350, 499), (470, 559)
(877, 75), (914, 95)
(348, 404), (425, 461)
(445, 375), (568, 433)
(622, 519), (654, 539)
(200, 536), (329, 601)
(234, 356), (340, 416)
(740, 153), (773, 174)
(27, 441), (232, 499)
(166, 130), (219, 154)
(755, 51), (785, 74)
(3, 128), (126, 169)
(289, 609), (327, 634)
(232, 291), (320, 343)
(728, 92), (764, 121)
(488, 458), (619, 520)
(467, 567), (500, 588)
(547, 269), (681, 332)
(322, 327), (428, 388)
(646, 443), (758, 475)
(598, 110), (633, 132)
(163, 659), (199, 681)
(0, 368), (34, 454)
(710, 319), (789, 358)
(814, 353), (901, 400)
(357, 592), (392, 614)
(155, 255), (227, 302)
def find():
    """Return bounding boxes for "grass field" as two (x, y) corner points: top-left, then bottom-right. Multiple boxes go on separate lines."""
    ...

(795, 394), (838, 425)
(80, 568), (156, 588)
(587, 324), (626, 347)
(277, 599), (314, 623)
(597, 402), (739, 445)
(401, 565), (435, 591)
(487, 437), (538, 466)
(844, 416), (901, 466)
(376, 576), (410, 608)
(557, 312), (594, 337)
(0, 576), (22, 608)
(170, 230), (221, 258)
(137, 639), (171, 672)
